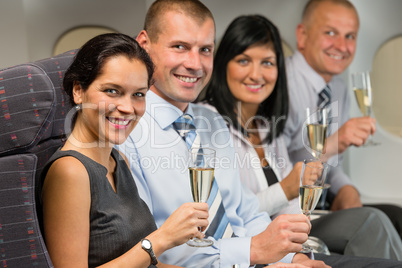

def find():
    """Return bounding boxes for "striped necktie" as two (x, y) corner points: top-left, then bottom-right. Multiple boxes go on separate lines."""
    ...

(173, 114), (235, 240)
(318, 85), (332, 124)
(318, 85), (331, 109)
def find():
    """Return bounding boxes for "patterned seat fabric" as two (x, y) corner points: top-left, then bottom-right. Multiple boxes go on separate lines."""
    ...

(0, 50), (76, 267)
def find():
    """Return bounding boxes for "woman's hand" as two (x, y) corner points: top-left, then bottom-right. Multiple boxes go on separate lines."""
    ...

(154, 202), (209, 251)
(280, 162), (304, 200)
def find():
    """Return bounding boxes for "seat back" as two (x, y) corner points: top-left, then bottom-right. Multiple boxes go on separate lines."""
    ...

(0, 50), (76, 267)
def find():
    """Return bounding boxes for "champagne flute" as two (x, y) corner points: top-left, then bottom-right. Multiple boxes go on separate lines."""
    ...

(351, 71), (380, 146)
(187, 147), (215, 247)
(299, 159), (329, 253)
(305, 107), (329, 159)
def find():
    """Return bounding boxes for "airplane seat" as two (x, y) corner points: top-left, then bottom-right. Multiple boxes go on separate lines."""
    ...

(0, 50), (76, 267)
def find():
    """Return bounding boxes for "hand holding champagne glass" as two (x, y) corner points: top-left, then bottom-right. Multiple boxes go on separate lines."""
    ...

(299, 159), (328, 253)
(187, 147), (215, 247)
(305, 107), (329, 159)
(351, 71), (379, 146)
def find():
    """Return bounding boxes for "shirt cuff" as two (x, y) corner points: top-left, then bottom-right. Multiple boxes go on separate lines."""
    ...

(219, 236), (252, 268)
(270, 252), (313, 266)
(278, 253), (296, 264)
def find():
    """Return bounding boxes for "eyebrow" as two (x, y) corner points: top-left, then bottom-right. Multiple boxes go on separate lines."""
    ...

(169, 39), (215, 49)
(202, 41), (215, 48)
(100, 83), (148, 91)
(100, 83), (123, 89)
(238, 52), (276, 59)
(323, 25), (357, 34)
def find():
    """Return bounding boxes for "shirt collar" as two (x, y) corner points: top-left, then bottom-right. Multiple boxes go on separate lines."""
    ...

(293, 51), (328, 94)
(229, 119), (270, 145)
(145, 90), (195, 130)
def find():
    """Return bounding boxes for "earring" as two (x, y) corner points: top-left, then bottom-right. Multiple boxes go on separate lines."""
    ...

(75, 104), (81, 110)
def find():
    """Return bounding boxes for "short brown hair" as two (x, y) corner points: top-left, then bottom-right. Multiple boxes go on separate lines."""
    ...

(144, 0), (214, 42)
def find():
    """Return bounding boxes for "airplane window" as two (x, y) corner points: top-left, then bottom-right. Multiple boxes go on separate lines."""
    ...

(53, 26), (117, 56)
(371, 35), (402, 138)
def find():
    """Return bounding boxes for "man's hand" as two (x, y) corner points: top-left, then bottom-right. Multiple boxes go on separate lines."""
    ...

(330, 185), (362, 211)
(292, 253), (331, 268)
(250, 214), (311, 265)
(323, 117), (376, 161)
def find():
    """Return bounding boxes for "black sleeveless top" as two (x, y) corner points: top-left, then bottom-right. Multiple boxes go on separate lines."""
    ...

(42, 149), (157, 267)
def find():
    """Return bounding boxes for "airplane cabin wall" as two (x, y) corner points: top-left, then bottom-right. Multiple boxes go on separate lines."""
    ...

(347, 0), (402, 206)
(0, 0), (29, 68)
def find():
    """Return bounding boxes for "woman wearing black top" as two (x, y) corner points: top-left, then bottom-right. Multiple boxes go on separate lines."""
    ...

(42, 33), (208, 268)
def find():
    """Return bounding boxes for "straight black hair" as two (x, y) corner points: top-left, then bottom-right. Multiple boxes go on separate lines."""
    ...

(63, 33), (154, 107)
(202, 14), (288, 144)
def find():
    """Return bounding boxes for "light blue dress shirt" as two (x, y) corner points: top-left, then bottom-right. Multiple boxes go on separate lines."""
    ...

(117, 91), (296, 267)
(283, 51), (354, 195)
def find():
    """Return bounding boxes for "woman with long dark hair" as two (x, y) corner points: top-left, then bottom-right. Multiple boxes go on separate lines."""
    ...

(203, 14), (297, 216)
(41, 33), (208, 268)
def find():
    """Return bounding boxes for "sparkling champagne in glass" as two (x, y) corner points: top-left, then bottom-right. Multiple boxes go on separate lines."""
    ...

(299, 159), (328, 253)
(187, 147), (215, 247)
(351, 71), (380, 146)
(305, 107), (328, 159)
